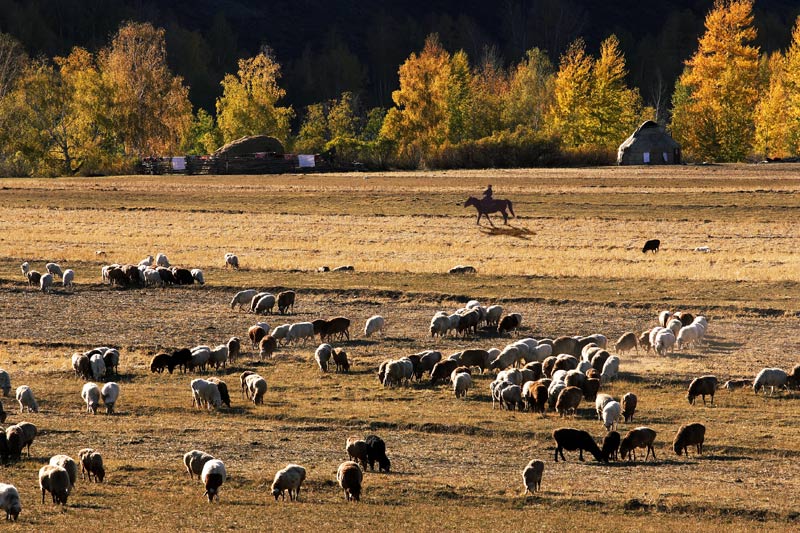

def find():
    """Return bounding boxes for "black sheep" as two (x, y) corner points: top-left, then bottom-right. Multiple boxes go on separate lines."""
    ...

(169, 348), (193, 374)
(171, 267), (194, 285)
(602, 431), (621, 461)
(642, 239), (660, 253)
(365, 435), (391, 472)
(552, 428), (606, 463)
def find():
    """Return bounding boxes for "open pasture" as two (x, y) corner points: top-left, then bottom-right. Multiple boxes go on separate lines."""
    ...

(0, 166), (798, 531)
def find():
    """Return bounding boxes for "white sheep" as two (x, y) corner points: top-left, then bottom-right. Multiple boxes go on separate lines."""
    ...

(143, 268), (162, 287)
(270, 324), (291, 344)
(101, 382), (120, 414)
(383, 358), (414, 387)
(81, 382), (101, 414)
(39, 465), (70, 505)
(20, 262), (29, 277)
(224, 253), (239, 269)
(40, 273), (53, 293)
(155, 253), (170, 267)
(0, 369), (11, 396)
(654, 329), (676, 356)
(315, 344), (333, 372)
(430, 315), (449, 337)
(666, 318), (683, 335)
(209, 345), (229, 369)
(191, 268), (205, 285)
(753, 368), (789, 396)
(15, 385), (38, 413)
(533, 344), (552, 361)
(89, 354), (106, 381)
(485, 305), (503, 327)
(230, 289), (258, 310)
(191, 379), (222, 410)
(49, 455), (78, 488)
(286, 322), (315, 345)
(364, 315), (385, 337)
(271, 464), (306, 502)
(252, 293), (276, 314)
(45, 262), (63, 279)
(0, 483), (21, 520)
(601, 356), (620, 382)
(245, 374), (268, 405)
(446, 313), (461, 335)
(139, 255), (154, 267)
(595, 394), (614, 419)
(676, 324), (701, 350)
(453, 372), (472, 398)
(602, 400), (622, 431)
(62, 269), (75, 289)
(497, 368), (523, 386)
(658, 310), (672, 328)
(190, 346), (211, 371)
(201, 459), (226, 502)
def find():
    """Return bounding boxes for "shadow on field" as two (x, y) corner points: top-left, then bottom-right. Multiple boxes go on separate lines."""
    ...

(479, 225), (534, 240)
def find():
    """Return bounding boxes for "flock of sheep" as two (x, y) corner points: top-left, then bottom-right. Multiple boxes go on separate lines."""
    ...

(3, 250), (800, 521)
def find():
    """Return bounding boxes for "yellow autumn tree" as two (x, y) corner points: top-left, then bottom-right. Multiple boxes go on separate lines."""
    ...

(546, 39), (594, 147)
(670, 0), (760, 161)
(380, 34), (452, 161)
(465, 54), (508, 140)
(783, 16), (800, 153)
(101, 22), (192, 158)
(502, 48), (555, 133)
(754, 52), (791, 158)
(216, 51), (294, 145)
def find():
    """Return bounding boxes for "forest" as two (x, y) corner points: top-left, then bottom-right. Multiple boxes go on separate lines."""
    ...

(1, 0), (799, 175)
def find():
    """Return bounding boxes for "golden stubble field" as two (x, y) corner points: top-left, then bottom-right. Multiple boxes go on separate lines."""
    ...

(0, 165), (799, 532)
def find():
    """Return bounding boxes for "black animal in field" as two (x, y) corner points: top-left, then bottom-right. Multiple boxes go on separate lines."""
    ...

(642, 239), (660, 253)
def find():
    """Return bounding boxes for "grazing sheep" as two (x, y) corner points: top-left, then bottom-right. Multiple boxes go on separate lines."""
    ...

(642, 239), (660, 253)
(0, 483), (21, 520)
(346, 437), (369, 469)
(332, 348), (350, 373)
(189, 346), (211, 372)
(49, 455), (78, 488)
(590, 350), (610, 372)
(522, 459), (544, 495)
(249, 325), (268, 348)
(251, 292), (276, 314)
(365, 435), (390, 472)
(449, 265), (476, 274)
(555, 386), (583, 417)
(206, 378), (231, 408)
(602, 401), (622, 431)
(246, 374), (268, 405)
(554, 354), (579, 373)
(11, 422), (36, 457)
(277, 290), (296, 315)
(553, 336), (580, 358)
(383, 358), (414, 387)
(687, 375), (718, 406)
(191, 268), (205, 285)
(0, 370), (11, 396)
(753, 368), (789, 396)
(676, 324), (702, 350)
(168, 348), (192, 374)
(101, 382), (120, 414)
(315, 344), (333, 372)
(258, 336), (278, 360)
(318, 316), (352, 342)
(337, 461), (363, 502)
(27, 270), (42, 287)
(231, 289), (258, 310)
(654, 328), (676, 356)
(453, 372), (472, 398)
(240, 371), (255, 398)
(78, 448), (105, 482)
(286, 322), (315, 345)
(614, 332), (638, 355)
(595, 394), (614, 419)
(39, 465), (70, 505)
(61, 269), (75, 290)
(619, 427), (657, 462)
(622, 392), (637, 422)
(102, 348), (119, 377)
(552, 428), (605, 462)
(227, 337), (241, 364)
(602, 431), (621, 462)
(485, 305), (503, 328)
(201, 459), (226, 503)
(498, 313), (522, 335)
(171, 267), (195, 285)
(490, 345), (522, 371)
(191, 379), (223, 410)
(430, 314), (450, 337)
(39, 272), (53, 293)
(638, 330), (652, 354)
(501, 384), (524, 411)
(582, 378), (600, 402)
(224, 252), (239, 269)
(45, 262), (64, 279)
(209, 344), (229, 370)
(155, 253), (170, 267)
(15, 385), (38, 413)
(601, 356), (620, 382)
(183, 450), (215, 479)
(430, 359), (459, 385)
(89, 354), (106, 381)
(364, 315), (385, 337)
(673, 423), (706, 457)
(271, 464), (306, 501)
(81, 382), (101, 414)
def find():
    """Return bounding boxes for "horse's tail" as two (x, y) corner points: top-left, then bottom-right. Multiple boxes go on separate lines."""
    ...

(507, 199), (515, 218)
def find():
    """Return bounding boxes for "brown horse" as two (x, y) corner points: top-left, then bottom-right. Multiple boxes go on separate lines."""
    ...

(464, 196), (515, 226)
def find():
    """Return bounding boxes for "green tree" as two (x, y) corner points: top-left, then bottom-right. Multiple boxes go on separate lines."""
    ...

(294, 103), (328, 153)
(502, 48), (555, 132)
(216, 51), (294, 145)
(670, 0), (760, 161)
(182, 108), (221, 155)
(327, 91), (359, 139)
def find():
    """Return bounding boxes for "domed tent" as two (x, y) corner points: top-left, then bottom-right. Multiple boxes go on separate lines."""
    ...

(213, 135), (285, 158)
(617, 121), (681, 165)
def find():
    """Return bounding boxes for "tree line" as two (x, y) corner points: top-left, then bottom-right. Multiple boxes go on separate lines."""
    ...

(0, 0), (798, 176)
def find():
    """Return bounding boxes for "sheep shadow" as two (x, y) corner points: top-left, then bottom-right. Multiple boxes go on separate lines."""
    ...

(702, 454), (752, 462)
(479, 225), (534, 240)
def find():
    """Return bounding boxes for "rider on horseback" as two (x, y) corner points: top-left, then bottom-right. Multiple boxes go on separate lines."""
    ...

(483, 184), (493, 201)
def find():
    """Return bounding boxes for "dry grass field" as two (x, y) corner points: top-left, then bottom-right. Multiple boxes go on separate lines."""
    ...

(0, 165), (798, 531)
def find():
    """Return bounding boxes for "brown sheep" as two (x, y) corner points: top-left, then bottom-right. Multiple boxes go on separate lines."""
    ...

(259, 335), (278, 360)
(673, 423), (706, 457)
(614, 332), (638, 355)
(531, 383), (548, 414)
(346, 437), (369, 470)
(555, 386), (583, 417)
(674, 312), (695, 327)
(78, 448), (105, 482)
(553, 336), (580, 357)
(150, 353), (171, 374)
(277, 290), (296, 315)
(27, 270), (42, 287)
(638, 331), (652, 354)
(497, 313), (522, 335)
(321, 316), (351, 342)
(332, 348), (350, 373)
(619, 427), (657, 462)
(239, 371), (255, 398)
(553, 354), (579, 373)
(788, 365), (800, 390)
(75, 355), (93, 380)
(430, 359), (459, 385)
(248, 325), (267, 349)
(687, 375), (718, 406)
(586, 368), (600, 380)
(722, 379), (752, 391)
(337, 461), (363, 502)
(226, 337), (241, 363)
(590, 350), (611, 372)
(542, 356), (557, 378)
(622, 392), (637, 422)
(523, 361), (543, 381)
(582, 378), (600, 401)
(459, 349), (491, 372)
(601, 431), (621, 461)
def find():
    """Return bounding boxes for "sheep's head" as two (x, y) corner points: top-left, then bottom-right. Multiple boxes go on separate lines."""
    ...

(687, 392), (696, 405)
(5, 498), (20, 520)
(94, 464), (105, 482)
(272, 486), (282, 501)
(378, 457), (391, 473)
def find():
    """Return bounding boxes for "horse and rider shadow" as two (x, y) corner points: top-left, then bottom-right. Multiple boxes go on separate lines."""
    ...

(463, 186), (533, 238)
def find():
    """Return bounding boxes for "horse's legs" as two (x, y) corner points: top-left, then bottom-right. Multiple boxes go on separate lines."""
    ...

(501, 209), (508, 225)
(476, 212), (481, 225)
(487, 213), (495, 227)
